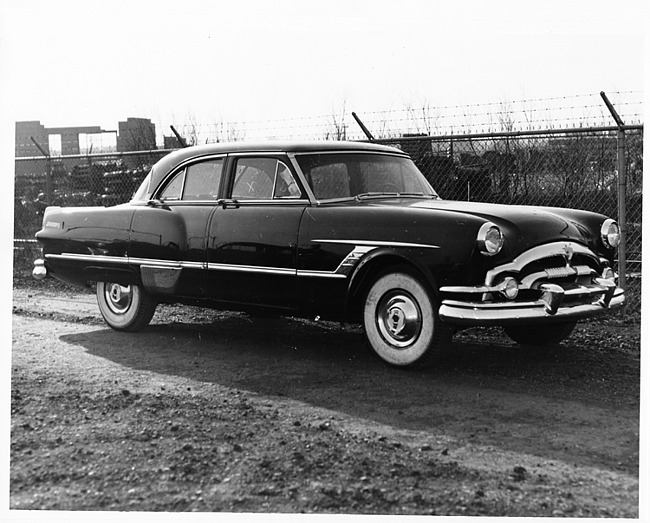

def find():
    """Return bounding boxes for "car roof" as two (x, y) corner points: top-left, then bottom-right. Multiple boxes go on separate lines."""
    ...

(151, 140), (405, 181)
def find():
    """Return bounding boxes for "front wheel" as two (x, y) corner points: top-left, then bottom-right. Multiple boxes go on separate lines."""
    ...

(96, 282), (157, 332)
(503, 321), (577, 346)
(363, 271), (452, 368)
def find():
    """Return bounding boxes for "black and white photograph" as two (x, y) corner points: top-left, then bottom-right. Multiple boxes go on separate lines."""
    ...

(1, 0), (646, 521)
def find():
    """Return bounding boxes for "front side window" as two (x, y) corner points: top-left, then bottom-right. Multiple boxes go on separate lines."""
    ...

(273, 162), (302, 198)
(231, 157), (303, 200)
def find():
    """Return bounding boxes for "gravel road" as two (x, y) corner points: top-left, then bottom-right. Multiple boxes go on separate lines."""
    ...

(10, 281), (641, 516)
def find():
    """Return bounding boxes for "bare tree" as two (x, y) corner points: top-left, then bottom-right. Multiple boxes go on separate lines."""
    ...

(496, 101), (516, 133)
(373, 107), (394, 140)
(183, 113), (199, 146)
(325, 99), (348, 140)
(208, 116), (246, 143)
(405, 98), (439, 135)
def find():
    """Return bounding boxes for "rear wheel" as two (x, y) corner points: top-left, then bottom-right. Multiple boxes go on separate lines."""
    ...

(96, 282), (157, 332)
(363, 270), (452, 368)
(503, 321), (577, 346)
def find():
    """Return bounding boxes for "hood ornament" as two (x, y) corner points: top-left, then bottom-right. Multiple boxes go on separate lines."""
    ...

(562, 244), (575, 266)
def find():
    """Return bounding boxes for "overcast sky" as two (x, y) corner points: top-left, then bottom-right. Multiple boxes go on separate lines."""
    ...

(0, 0), (646, 141)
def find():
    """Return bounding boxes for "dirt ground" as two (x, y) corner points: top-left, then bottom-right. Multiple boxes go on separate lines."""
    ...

(9, 279), (641, 516)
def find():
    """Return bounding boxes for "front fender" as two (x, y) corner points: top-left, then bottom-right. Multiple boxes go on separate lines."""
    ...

(345, 247), (442, 319)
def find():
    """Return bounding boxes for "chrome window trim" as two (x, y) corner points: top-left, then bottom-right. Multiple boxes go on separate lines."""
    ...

(225, 199), (310, 206)
(292, 150), (409, 159)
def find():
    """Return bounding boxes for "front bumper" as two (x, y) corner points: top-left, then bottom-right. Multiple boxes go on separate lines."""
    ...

(439, 280), (625, 326)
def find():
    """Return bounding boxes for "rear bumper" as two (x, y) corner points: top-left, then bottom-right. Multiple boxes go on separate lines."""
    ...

(32, 259), (47, 280)
(439, 281), (624, 326)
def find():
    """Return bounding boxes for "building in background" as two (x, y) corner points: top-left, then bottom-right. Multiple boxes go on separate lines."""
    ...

(14, 121), (51, 157)
(116, 117), (157, 152)
(163, 134), (184, 149)
(15, 117), (158, 157)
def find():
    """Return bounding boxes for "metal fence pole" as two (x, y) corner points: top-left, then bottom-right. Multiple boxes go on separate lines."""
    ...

(616, 128), (627, 312)
(30, 136), (52, 204)
(600, 92), (627, 314)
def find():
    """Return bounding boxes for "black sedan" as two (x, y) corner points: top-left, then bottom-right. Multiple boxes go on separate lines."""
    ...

(33, 141), (624, 368)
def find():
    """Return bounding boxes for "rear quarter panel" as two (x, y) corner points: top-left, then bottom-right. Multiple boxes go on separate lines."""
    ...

(36, 205), (135, 285)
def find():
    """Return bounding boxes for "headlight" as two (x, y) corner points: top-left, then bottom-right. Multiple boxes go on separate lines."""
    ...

(477, 222), (504, 256)
(600, 219), (620, 249)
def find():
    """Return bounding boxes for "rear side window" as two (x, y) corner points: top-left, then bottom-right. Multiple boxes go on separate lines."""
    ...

(183, 160), (224, 200)
(159, 158), (224, 201)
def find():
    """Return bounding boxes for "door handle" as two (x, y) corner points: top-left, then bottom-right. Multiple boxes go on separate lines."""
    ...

(217, 199), (240, 209)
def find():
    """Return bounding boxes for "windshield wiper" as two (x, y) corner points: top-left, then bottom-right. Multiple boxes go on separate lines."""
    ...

(398, 192), (439, 199)
(355, 192), (399, 201)
(355, 191), (438, 201)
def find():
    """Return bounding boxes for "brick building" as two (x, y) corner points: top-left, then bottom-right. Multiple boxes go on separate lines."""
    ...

(116, 117), (157, 152)
(15, 117), (157, 157)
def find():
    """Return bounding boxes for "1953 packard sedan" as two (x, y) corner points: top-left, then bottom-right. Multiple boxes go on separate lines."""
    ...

(33, 141), (624, 368)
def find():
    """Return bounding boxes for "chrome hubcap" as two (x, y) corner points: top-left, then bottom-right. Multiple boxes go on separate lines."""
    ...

(376, 290), (422, 348)
(104, 283), (133, 315)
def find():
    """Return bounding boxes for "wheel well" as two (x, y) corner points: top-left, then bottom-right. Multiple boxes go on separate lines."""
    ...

(346, 255), (437, 321)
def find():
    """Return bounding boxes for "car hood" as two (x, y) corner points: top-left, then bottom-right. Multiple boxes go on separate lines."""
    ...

(391, 198), (609, 259)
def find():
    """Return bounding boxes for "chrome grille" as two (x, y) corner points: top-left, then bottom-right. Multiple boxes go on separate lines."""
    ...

(486, 242), (601, 290)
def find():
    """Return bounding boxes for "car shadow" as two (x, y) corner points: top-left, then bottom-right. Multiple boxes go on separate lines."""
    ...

(59, 313), (640, 473)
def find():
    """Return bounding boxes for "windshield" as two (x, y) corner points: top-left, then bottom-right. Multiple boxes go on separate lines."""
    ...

(295, 152), (438, 200)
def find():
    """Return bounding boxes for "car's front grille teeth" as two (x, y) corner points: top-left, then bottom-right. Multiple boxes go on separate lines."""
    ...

(482, 250), (602, 305)
(517, 253), (598, 289)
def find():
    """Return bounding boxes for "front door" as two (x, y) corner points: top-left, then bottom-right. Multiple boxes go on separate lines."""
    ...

(207, 155), (307, 310)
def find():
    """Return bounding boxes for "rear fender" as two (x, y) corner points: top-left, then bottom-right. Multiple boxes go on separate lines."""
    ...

(82, 267), (140, 287)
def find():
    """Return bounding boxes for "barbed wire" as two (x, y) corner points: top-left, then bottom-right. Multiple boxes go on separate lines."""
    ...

(167, 91), (643, 144)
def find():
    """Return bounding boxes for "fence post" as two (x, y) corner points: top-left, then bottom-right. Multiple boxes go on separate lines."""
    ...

(30, 136), (52, 204)
(616, 128), (627, 312)
(599, 92), (627, 314)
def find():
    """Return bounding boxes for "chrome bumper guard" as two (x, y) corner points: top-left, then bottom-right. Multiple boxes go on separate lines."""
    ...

(439, 279), (625, 326)
(32, 259), (47, 280)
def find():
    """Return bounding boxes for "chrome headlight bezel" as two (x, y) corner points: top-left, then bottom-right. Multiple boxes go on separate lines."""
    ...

(600, 219), (620, 249)
(477, 222), (504, 256)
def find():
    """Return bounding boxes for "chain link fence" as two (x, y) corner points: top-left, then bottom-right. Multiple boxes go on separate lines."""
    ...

(13, 125), (642, 315)
(14, 150), (169, 239)
(378, 127), (643, 314)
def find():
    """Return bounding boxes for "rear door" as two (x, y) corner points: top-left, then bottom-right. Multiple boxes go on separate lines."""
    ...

(129, 156), (225, 297)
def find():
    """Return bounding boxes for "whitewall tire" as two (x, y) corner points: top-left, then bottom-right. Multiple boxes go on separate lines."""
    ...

(363, 271), (451, 368)
(96, 282), (157, 332)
